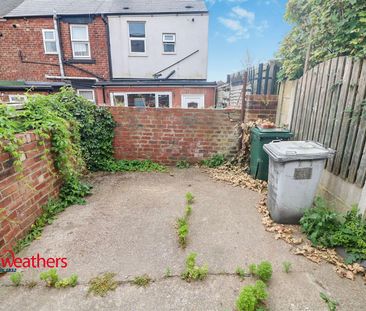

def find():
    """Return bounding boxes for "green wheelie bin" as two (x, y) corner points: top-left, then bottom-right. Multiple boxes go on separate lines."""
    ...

(250, 127), (293, 181)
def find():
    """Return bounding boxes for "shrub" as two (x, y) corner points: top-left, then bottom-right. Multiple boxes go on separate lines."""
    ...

(201, 154), (225, 168)
(236, 280), (268, 311)
(181, 252), (208, 282)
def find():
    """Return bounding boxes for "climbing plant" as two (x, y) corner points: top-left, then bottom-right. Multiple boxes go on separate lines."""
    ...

(277, 0), (366, 80)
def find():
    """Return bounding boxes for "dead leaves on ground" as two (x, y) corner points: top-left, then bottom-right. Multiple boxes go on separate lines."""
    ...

(205, 167), (366, 282)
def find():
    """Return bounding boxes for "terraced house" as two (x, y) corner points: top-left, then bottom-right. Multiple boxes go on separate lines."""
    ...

(0, 0), (216, 107)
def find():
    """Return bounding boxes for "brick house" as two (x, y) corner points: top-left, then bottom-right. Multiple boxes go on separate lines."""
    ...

(0, 0), (216, 108)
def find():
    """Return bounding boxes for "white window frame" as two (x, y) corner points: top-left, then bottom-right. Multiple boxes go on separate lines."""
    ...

(181, 94), (205, 109)
(128, 21), (147, 55)
(42, 29), (58, 54)
(162, 33), (176, 54)
(77, 89), (95, 103)
(8, 94), (27, 103)
(111, 92), (172, 108)
(70, 24), (91, 59)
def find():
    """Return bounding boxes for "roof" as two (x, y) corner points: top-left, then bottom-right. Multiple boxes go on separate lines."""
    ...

(0, 0), (25, 17)
(4, 0), (208, 18)
(96, 79), (217, 87)
(0, 80), (66, 91)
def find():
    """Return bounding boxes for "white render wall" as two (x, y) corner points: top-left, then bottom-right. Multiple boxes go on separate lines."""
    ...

(108, 14), (209, 79)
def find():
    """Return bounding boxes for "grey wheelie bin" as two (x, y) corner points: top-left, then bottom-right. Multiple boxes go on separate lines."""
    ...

(263, 141), (335, 224)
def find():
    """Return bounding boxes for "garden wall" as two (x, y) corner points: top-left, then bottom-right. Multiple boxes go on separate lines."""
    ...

(0, 132), (60, 254)
(109, 107), (241, 164)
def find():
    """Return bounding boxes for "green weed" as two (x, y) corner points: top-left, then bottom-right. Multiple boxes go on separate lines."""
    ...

(248, 261), (272, 283)
(235, 267), (246, 279)
(177, 217), (189, 248)
(88, 273), (118, 297)
(176, 160), (190, 169)
(185, 192), (194, 204)
(282, 261), (292, 273)
(320, 292), (338, 311)
(201, 154), (225, 168)
(181, 252), (208, 282)
(236, 280), (268, 311)
(9, 272), (22, 286)
(132, 274), (152, 287)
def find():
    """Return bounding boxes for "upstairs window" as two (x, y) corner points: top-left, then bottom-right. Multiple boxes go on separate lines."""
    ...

(70, 25), (91, 59)
(128, 22), (146, 54)
(163, 33), (176, 53)
(42, 29), (57, 54)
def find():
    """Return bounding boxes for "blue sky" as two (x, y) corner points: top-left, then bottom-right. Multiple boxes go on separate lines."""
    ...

(205, 0), (291, 81)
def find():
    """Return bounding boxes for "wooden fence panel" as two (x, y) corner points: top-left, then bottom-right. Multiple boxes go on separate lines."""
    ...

(289, 56), (366, 187)
(342, 60), (366, 180)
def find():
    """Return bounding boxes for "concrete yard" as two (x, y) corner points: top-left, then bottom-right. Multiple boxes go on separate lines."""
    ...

(0, 168), (365, 310)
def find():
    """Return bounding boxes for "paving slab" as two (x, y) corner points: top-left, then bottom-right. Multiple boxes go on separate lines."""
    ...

(0, 168), (365, 310)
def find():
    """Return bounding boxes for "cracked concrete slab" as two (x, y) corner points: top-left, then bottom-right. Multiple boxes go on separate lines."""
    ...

(0, 168), (365, 310)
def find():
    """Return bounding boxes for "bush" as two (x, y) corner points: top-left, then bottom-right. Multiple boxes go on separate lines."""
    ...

(236, 280), (268, 311)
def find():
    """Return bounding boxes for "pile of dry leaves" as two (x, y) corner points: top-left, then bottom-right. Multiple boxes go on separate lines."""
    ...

(206, 166), (366, 282)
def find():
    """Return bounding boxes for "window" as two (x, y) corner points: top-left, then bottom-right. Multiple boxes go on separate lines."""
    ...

(77, 89), (95, 102)
(181, 94), (205, 109)
(111, 92), (171, 108)
(163, 33), (176, 53)
(8, 94), (27, 104)
(128, 22), (146, 53)
(42, 29), (57, 54)
(70, 25), (91, 59)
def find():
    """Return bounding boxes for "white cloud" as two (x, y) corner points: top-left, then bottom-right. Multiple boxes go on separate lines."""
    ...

(218, 17), (249, 42)
(231, 6), (255, 24)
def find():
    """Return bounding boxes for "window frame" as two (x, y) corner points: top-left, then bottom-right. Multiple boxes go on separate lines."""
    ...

(128, 21), (147, 55)
(70, 24), (91, 59)
(8, 94), (27, 103)
(181, 94), (205, 109)
(77, 89), (95, 103)
(162, 33), (176, 54)
(42, 29), (58, 55)
(111, 92), (172, 108)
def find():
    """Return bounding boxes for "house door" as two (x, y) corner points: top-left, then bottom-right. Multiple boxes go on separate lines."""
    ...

(181, 94), (205, 109)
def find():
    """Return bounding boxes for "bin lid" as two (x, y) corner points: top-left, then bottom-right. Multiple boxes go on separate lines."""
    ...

(251, 126), (293, 138)
(263, 141), (335, 162)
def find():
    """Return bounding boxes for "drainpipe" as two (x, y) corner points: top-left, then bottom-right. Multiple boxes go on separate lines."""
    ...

(53, 12), (65, 78)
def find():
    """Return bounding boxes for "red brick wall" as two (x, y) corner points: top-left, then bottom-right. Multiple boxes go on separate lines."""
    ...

(109, 107), (240, 164)
(244, 95), (278, 123)
(0, 132), (60, 253)
(95, 86), (216, 107)
(0, 16), (109, 81)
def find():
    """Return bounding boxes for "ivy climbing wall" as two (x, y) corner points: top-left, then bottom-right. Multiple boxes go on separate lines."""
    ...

(0, 132), (61, 254)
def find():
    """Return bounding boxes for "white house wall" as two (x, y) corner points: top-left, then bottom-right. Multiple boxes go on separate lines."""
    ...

(108, 14), (209, 79)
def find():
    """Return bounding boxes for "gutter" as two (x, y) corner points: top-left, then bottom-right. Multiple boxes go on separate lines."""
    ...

(53, 12), (65, 77)
(45, 75), (98, 81)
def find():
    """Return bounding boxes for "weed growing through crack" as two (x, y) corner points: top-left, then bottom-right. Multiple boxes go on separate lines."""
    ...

(39, 269), (78, 288)
(181, 252), (208, 282)
(88, 273), (118, 297)
(185, 192), (194, 204)
(282, 261), (292, 273)
(235, 267), (246, 280)
(248, 261), (273, 283)
(236, 280), (268, 311)
(25, 280), (38, 289)
(132, 274), (152, 287)
(320, 292), (338, 311)
(165, 268), (172, 278)
(185, 205), (192, 217)
(177, 217), (189, 248)
(9, 272), (22, 286)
